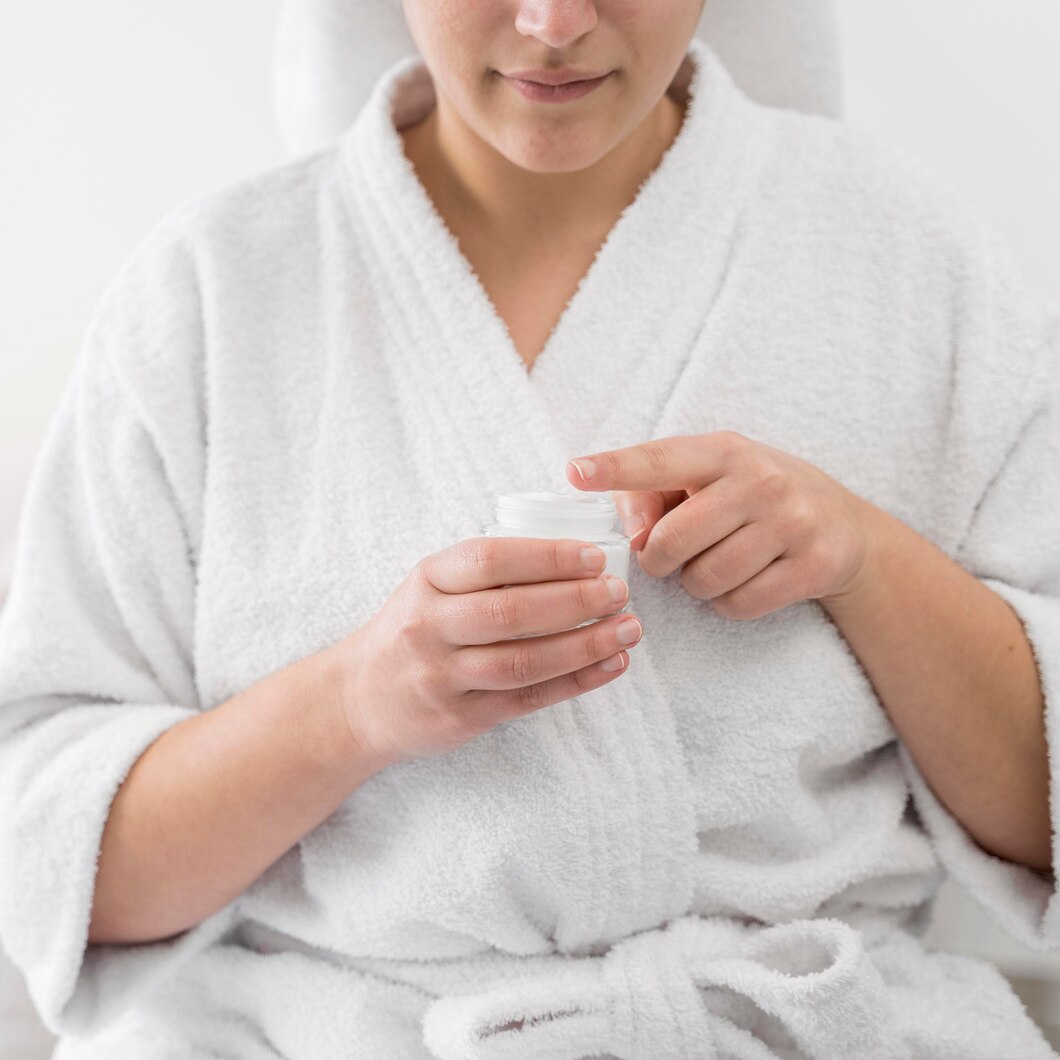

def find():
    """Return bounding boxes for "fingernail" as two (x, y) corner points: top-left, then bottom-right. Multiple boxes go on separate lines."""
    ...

(581, 546), (606, 571)
(604, 575), (628, 603)
(616, 617), (642, 645)
(568, 459), (596, 481)
(621, 512), (646, 542)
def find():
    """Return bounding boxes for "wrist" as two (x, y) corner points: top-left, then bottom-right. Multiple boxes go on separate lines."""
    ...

(313, 633), (396, 778)
(819, 498), (894, 616)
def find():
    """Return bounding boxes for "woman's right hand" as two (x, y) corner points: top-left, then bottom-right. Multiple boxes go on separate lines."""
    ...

(329, 537), (643, 768)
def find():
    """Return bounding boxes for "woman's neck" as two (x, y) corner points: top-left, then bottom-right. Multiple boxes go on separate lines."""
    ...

(399, 88), (688, 253)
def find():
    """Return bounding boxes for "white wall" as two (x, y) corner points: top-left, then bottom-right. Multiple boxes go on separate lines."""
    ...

(0, 0), (1058, 1051)
(0, 0), (287, 578)
(836, 0), (1059, 307)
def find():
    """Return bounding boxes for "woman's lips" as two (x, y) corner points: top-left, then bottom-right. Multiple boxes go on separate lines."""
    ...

(504, 72), (612, 104)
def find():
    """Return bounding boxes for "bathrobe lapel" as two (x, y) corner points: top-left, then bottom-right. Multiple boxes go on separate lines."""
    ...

(340, 36), (765, 538)
(526, 42), (767, 468)
(337, 39), (770, 948)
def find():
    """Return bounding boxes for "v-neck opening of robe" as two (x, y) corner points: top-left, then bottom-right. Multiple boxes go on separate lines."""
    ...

(336, 36), (771, 518)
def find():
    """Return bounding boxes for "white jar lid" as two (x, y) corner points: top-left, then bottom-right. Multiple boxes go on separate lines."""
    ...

(493, 487), (618, 535)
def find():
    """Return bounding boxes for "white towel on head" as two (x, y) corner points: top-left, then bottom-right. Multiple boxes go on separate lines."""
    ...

(274, 0), (844, 156)
(2, 34), (1060, 1060)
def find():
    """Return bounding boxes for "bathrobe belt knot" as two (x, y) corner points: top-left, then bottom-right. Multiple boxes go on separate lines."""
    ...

(420, 913), (906, 1060)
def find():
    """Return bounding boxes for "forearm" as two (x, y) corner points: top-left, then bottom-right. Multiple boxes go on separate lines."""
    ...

(819, 500), (1051, 873)
(88, 637), (387, 944)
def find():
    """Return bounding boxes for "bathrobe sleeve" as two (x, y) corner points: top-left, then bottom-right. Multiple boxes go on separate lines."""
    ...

(0, 220), (240, 1037)
(896, 285), (1060, 952)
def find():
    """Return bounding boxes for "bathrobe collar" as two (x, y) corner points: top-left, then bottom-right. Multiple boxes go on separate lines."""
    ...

(338, 35), (768, 537)
(331, 47), (772, 948)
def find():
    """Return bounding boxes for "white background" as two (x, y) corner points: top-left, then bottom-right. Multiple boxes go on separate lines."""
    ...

(0, 1), (1058, 1052)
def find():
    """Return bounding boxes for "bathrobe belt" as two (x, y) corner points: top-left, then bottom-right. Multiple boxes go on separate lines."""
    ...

(233, 910), (911, 1059)
(418, 913), (907, 1060)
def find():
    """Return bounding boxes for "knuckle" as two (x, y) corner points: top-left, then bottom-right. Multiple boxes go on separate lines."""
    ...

(689, 556), (727, 598)
(651, 518), (684, 561)
(642, 440), (671, 477)
(509, 643), (539, 686)
(396, 609), (431, 649)
(581, 623), (605, 664)
(598, 450), (623, 479)
(549, 538), (567, 576)
(410, 556), (429, 588)
(718, 430), (746, 459)
(782, 499), (815, 537)
(450, 647), (483, 690)
(516, 679), (548, 714)
(464, 537), (499, 583)
(404, 656), (445, 715)
(576, 576), (604, 613)
(447, 594), (477, 635)
(756, 461), (786, 499)
(417, 652), (447, 692)
(569, 660), (599, 694)
(484, 589), (521, 632)
(720, 591), (756, 621)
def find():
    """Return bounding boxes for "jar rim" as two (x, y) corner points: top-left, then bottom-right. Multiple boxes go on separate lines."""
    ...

(494, 489), (617, 520)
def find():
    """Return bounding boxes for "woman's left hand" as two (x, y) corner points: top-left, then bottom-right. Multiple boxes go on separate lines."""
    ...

(565, 431), (881, 621)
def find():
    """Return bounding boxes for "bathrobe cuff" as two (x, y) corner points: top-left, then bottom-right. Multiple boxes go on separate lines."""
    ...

(897, 300), (1060, 951)
(897, 577), (1060, 950)
(0, 702), (240, 1036)
(0, 221), (239, 1036)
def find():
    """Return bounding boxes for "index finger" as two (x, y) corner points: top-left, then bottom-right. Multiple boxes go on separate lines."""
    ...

(422, 536), (607, 595)
(567, 431), (742, 493)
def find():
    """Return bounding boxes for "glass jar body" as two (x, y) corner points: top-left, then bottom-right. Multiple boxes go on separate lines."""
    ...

(479, 490), (631, 635)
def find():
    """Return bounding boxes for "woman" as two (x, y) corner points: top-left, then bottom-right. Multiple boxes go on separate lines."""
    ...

(1, 2), (1058, 1057)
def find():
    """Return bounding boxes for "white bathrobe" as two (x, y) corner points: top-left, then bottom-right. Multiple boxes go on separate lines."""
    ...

(1, 36), (1059, 1060)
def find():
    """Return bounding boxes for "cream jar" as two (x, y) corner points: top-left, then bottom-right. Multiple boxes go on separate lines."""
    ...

(479, 489), (631, 633)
